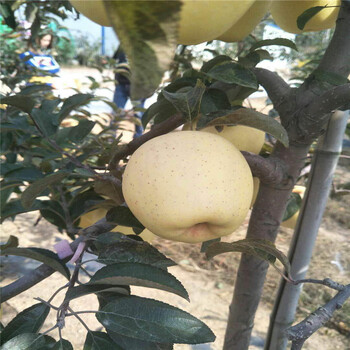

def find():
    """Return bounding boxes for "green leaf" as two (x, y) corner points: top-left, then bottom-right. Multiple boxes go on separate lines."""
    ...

(204, 62), (258, 89)
(64, 284), (130, 303)
(1, 96), (35, 114)
(238, 50), (273, 68)
(250, 38), (298, 52)
(0, 235), (19, 252)
(96, 296), (215, 344)
(106, 206), (144, 230)
(94, 180), (124, 207)
(162, 80), (206, 123)
(0, 333), (55, 350)
(5, 166), (44, 182)
(83, 331), (123, 350)
(107, 330), (173, 350)
(0, 303), (50, 345)
(40, 200), (67, 229)
(96, 233), (175, 269)
(206, 238), (291, 276)
(297, 6), (326, 30)
(282, 192), (302, 221)
(68, 119), (95, 143)
(0, 2), (17, 29)
(142, 97), (177, 128)
(104, 1), (182, 99)
(1, 199), (45, 223)
(1, 247), (70, 279)
(58, 94), (94, 123)
(90, 263), (189, 301)
(21, 172), (69, 210)
(200, 55), (233, 73)
(19, 84), (53, 95)
(200, 89), (231, 115)
(198, 108), (289, 147)
(31, 99), (61, 137)
(51, 339), (73, 350)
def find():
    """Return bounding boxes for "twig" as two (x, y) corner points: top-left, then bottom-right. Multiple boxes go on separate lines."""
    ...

(108, 113), (184, 169)
(67, 306), (91, 332)
(286, 283), (350, 349)
(291, 278), (345, 291)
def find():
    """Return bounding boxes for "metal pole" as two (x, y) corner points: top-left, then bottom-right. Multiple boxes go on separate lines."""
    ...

(101, 26), (105, 55)
(265, 110), (350, 350)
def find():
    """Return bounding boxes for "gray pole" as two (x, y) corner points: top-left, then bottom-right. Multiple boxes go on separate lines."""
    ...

(265, 109), (350, 350)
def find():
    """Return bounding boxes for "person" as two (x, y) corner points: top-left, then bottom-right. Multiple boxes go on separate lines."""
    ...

(19, 29), (60, 86)
(113, 46), (145, 138)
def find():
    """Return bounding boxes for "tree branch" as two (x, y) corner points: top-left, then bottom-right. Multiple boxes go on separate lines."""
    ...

(305, 83), (350, 116)
(286, 284), (350, 348)
(252, 67), (291, 109)
(241, 151), (288, 185)
(108, 113), (184, 170)
(0, 219), (116, 303)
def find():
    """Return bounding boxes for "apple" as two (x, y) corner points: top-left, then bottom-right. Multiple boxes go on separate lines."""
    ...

(281, 185), (306, 229)
(270, 0), (340, 34)
(70, 0), (111, 27)
(122, 131), (254, 243)
(69, 0), (255, 45)
(178, 0), (255, 45)
(217, 1), (272, 42)
(79, 208), (155, 242)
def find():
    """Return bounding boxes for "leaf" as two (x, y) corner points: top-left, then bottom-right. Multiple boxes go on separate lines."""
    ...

(238, 50), (273, 68)
(104, 1), (182, 99)
(58, 94), (94, 123)
(1, 247), (70, 279)
(297, 6), (326, 30)
(96, 233), (175, 269)
(197, 108), (289, 147)
(83, 331), (123, 350)
(1, 199), (45, 223)
(0, 333), (55, 350)
(64, 284), (130, 303)
(282, 192), (302, 221)
(68, 119), (95, 143)
(51, 339), (73, 350)
(250, 38), (298, 52)
(5, 166), (44, 182)
(200, 88), (231, 115)
(107, 330), (173, 350)
(162, 80), (206, 123)
(19, 84), (53, 95)
(89, 263), (189, 301)
(94, 180), (124, 206)
(142, 96), (177, 128)
(204, 62), (258, 89)
(21, 172), (69, 209)
(106, 206), (144, 230)
(1, 96), (35, 114)
(0, 235), (19, 252)
(200, 55), (233, 73)
(31, 99), (61, 137)
(0, 303), (50, 344)
(206, 238), (291, 276)
(96, 296), (216, 344)
(0, 2), (17, 29)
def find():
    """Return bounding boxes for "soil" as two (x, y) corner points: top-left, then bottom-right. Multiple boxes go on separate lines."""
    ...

(1, 67), (349, 350)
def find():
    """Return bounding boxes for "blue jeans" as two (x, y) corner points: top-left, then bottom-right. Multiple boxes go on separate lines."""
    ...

(113, 84), (145, 138)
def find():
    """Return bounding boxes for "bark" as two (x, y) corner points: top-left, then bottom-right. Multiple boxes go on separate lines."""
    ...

(223, 2), (350, 349)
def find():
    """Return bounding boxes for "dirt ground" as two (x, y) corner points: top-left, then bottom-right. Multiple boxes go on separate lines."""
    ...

(1, 67), (349, 349)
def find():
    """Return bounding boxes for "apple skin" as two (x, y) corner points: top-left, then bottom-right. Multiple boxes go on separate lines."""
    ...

(122, 131), (254, 243)
(217, 1), (272, 42)
(70, 0), (111, 27)
(79, 208), (154, 243)
(178, 0), (255, 45)
(271, 0), (340, 34)
(281, 185), (306, 229)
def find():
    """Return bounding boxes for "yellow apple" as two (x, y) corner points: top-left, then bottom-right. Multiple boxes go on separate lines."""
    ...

(281, 185), (306, 229)
(79, 208), (154, 242)
(217, 0), (272, 42)
(270, 0), (340, 34)
(178, 0), (255, 45)
(122, 131), (254, 243)
(70, 0), (111, 27)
